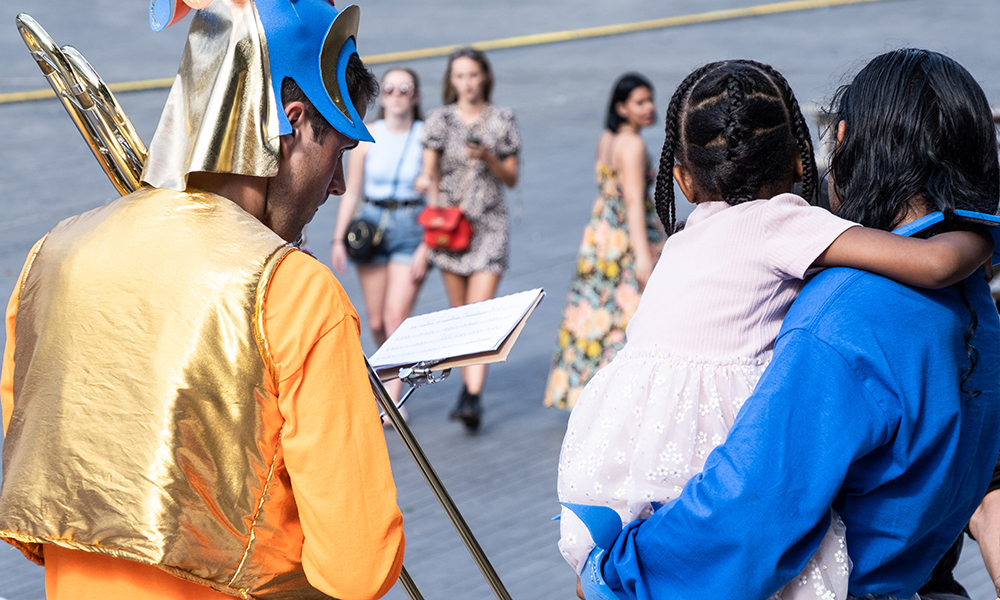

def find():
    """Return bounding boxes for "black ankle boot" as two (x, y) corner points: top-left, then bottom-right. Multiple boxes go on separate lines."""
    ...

(449, 386), (469, 421)
(459, 392), (481, 432)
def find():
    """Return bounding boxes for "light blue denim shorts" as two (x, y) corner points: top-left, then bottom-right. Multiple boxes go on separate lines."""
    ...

(355, 201), (425, 265)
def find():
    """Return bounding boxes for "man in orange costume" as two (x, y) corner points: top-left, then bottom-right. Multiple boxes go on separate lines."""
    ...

(0, 1), (404, 599)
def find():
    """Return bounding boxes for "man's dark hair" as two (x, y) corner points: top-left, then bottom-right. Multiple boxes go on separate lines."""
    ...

(280, 53), (380, 143)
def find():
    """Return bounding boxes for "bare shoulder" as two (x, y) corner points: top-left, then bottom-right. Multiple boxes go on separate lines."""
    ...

(595, 130), (614, 165)
(611, 130), (646, 171)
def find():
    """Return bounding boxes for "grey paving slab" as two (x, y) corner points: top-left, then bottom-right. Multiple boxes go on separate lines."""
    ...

(1, 0), (999, 598)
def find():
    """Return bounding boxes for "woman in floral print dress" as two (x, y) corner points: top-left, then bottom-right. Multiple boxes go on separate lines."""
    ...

(543, 73), (665, 410)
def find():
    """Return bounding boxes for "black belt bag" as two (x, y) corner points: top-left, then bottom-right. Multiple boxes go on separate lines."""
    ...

(344, 214), (385, 261)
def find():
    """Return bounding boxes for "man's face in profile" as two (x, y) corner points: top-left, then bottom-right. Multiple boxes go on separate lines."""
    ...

(264, 103), (366, 242)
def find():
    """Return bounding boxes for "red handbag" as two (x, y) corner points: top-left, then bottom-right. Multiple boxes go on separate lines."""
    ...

(418, 207), (474, 252)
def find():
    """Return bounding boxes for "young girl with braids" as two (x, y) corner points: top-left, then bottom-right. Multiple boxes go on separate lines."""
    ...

(556, 59), (993, 599)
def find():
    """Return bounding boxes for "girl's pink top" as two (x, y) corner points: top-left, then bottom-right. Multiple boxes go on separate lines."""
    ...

(627, 193), (857, 359)
(557, 193), (857, 582)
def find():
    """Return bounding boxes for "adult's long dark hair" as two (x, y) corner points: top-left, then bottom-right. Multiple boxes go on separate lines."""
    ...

(829, 49), (1000, 397)
(829, 49), (999, 229)
(605, 72), (654, 132)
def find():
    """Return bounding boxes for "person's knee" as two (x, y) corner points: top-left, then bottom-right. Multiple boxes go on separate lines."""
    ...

(467, 272), (501, 303)
(383, 305), (409, 335)
(366, 313), (386, 338)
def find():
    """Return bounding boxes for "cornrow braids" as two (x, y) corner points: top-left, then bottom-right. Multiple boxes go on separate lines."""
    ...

(655, 60), (817, 235)
(717, 71), (762, 204)
(749, 60), (820, 205)
(654, 62), (719, 234)
(723, 72), (750, 161)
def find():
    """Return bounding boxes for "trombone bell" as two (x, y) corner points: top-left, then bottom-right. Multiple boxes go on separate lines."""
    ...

(16, 13), (147, 196)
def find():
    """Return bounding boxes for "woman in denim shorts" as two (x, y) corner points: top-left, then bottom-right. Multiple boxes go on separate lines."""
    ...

(332, 67), (428, 416)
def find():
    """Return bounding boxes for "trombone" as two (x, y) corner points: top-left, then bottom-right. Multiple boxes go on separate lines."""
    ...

(16, 13), (512, 600)
(17, 14), (146, 196)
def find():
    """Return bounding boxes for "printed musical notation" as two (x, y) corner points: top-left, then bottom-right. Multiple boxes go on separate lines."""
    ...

(369, 288), (545, 375)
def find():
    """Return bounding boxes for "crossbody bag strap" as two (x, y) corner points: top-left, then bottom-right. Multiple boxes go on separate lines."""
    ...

(375, 125), (419, 239)
(364, 124), (416, 207)
(389, 126), (417, 200)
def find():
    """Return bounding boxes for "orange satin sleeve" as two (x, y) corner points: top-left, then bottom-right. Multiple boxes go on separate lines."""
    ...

(6, 249), (403, 600)
(265, 250), (405, 600)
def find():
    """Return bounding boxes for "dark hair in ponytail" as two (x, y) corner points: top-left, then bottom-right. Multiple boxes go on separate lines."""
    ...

(654, 60), (818, 234)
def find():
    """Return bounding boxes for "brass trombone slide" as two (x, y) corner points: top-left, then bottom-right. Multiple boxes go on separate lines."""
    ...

(369, 360), (514, 600)
(17, 12), (513, 600)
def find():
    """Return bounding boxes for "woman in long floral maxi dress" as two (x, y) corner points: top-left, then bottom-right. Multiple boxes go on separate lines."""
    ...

(544, 73), (665, 410)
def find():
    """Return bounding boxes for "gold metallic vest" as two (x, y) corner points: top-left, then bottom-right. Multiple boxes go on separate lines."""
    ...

(0, 187), (331, 599)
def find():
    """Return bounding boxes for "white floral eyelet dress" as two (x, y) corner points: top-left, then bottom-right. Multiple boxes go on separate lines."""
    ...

(557, 194), (857, 600)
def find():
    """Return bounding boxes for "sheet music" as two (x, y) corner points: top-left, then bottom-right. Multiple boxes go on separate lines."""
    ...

(369, 288), (544, 370)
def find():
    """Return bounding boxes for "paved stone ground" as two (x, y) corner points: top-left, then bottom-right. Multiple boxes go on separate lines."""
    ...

(1, 0), (999, 598)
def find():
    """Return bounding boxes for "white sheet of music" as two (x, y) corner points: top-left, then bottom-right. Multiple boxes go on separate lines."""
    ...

(369, 288), (544, 370)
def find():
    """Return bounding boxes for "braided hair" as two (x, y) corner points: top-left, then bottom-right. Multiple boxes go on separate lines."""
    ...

(654, 60), (819, 234)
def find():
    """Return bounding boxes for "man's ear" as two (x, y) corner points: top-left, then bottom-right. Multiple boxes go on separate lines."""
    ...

(284, 100), (307, 138)
(279, 101), (309, 159)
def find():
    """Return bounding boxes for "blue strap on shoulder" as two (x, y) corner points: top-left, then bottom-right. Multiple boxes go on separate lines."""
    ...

(893, 209), (1000, 265)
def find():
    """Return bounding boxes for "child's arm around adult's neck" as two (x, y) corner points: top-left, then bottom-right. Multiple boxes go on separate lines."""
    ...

(813, 227), (992, 288)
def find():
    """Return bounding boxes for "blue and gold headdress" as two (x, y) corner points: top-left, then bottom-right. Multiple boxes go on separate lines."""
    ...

(143, 0), (372, 191)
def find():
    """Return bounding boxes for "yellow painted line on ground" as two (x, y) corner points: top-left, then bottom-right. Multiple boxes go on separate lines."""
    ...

(364, 0), (890, 64)
(0, 77), (176, 104)
(0, 0), (890, 105)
